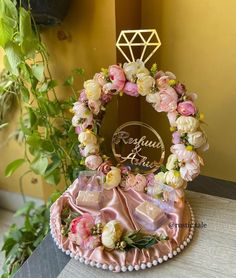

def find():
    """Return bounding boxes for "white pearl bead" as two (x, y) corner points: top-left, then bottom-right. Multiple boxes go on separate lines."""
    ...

(128, 265), (134, 271)
(85, 259), (90, 265)
(66, 250), (70, 255)
(75, 255), (80, 260)
(180, 244), (184, 250)
(183, 241), (187, 246)
(158, 258), (163, 263)
(79, 257), (85, 263)
(58, 246), (62, 249)
(177, 247), (181, 253)
(168, 253), (173, 258)
(190, 231), (194, 236)
(187, 238), (190, 243)
(61, 248), (65, 252)
(115, 266), (121, 272)
(134, 265), (140, 271)
(152, 260), (158, 266)
(190, 227), (194, 232)
(96, 263), (101, 268)
(90, 261), (95, 267)
(141, 263), (146, 269)
(163, 255), (168, 261)
(121, 266), (127, 272)
(189, 234), (193, 239)
(109, 265), (114, 271)
(147, 262), (152, 268)
(102, 264), (108, 270)
(173, 250), (177, 256)
(70, 253), (74, 258)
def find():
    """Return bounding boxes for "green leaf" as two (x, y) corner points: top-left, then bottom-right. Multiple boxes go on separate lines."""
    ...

(30, 155), (48, 175)
(19, 7), (38, 56)
(20, 86), (30, 102)
(0, 123), (8, 129)
(0, 0), (17, 47)
(28, 108), (37, 127)
(32, 64), (44, 82)
(4, 43), (22, 76)
(14, 201), (35, 217)
(73, 68), (85, 75)
(44, 168), (61, 185)
(64, 75), (74, 86)
(5, 158), (25, 177)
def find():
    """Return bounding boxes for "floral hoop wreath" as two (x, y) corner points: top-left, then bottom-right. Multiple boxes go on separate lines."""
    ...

(72, 60), (209, 192)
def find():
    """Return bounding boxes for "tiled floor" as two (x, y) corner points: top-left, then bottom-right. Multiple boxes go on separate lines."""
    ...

(0, 209), (23, 275)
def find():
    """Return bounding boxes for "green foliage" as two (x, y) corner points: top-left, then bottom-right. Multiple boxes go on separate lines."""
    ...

(1, 193), (61, 276)
(0, 1), (85, 277)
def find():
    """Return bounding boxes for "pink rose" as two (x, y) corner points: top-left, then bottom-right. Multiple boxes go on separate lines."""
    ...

(154, 87), (178, 112)
(84, 235), (100, 249)
(156, 76), (170, 89)
(85, 155), (103, 170)
(123, 82), (139, 97)
(94, 72), (106, 87)
(120, 166), (131, 175)
(171, 144), (201, 181)
(172, 131), (181, 144)
(97, 161), (112, 174)
(146, 173), (155, 186)
(88, 100), (101, 115)
(75, 114), (94, 134)
(133, 174), (147, 192)
(69, 213), (96, 249)
(174, 83), (186, 95)
(177, 101), (197, 116)
(108, 65), (126, 92)
(125, 174), (147, 192)
(79, 89), (87, 102)
(167, 111), (178, 127)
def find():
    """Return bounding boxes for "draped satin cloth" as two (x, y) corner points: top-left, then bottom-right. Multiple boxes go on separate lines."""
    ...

(50, 179), (191, 268)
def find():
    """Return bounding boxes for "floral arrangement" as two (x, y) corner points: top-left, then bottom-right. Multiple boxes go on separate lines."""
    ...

(71, 60), (208, 195)
(60, 206), (168, 251)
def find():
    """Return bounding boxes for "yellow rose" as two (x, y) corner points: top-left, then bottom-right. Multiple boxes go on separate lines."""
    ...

(137, 74), (155, 96)
(84, 79), (101, 101)
(154, 172), (165, 184)
(101, 220), (123, 249)
(123, 60), (149, 81)
(104, 167), (121, 190)
(78, 131), (97, 146)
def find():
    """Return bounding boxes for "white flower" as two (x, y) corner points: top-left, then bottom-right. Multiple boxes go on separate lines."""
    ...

(78, 131), (97, 146)
(123, 60), (149, 81)
(83, 144), (99, 156)
(72, 114), (81, 127)
(84, 79), (101, 101)
(176, 116), (199, 133)
(72, 102), (91, 118)
(154, 172), (165, 184)
(137, 74), (155, 96)
(101, 220), (123, 249)
(166, 154), (178, 170)
(164, 170), (184, 189)
(146, 92), (160, 104)
(187, 131), (207, 148)
(104, 167), (121, 190)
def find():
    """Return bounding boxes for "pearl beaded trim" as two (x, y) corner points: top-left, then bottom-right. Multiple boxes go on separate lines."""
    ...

(50, 202), (195, 272)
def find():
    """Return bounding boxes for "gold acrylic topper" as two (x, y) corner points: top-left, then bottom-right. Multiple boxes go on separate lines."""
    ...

(116, 29), (161, 64)
(112, 121), (165, 174)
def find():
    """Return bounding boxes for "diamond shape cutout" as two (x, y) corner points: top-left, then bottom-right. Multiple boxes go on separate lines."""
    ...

(116, 29), (161, 64)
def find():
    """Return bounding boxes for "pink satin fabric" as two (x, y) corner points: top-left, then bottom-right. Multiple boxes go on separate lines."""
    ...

(50, 179), (191, 268)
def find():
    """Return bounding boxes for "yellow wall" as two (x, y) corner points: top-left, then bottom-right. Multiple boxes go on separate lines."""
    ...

(141, 0), (236, 182)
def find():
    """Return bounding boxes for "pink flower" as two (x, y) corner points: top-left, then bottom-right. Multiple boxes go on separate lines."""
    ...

(146, 173), (155, 186)
(120, 166), (131, 175)
(84, 235), (100, 249)
(125, 174), (147, 192)
(69, 213), (97, 249)
(79, 89), (87, 102)
(75, 114), (94, 134)
(154, 87), (178, 112)
(171, 144), (201, 181)
(101, 91), (113, 104)
(133, 174), (147, 192)
(108, 65), (126, 92)
(156, 76), (170, 89)
(94, 72), (106, 87)
(123, 82), (139, 97)
(174, 83), (186, 95)
(167, 111), (178, 127)
(88, 100), (101, 115)
(85, 155), (103, 170)
(97, 161), (112, 174)
(177, 101), (197, 116)
(172, 131), (181, 144)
